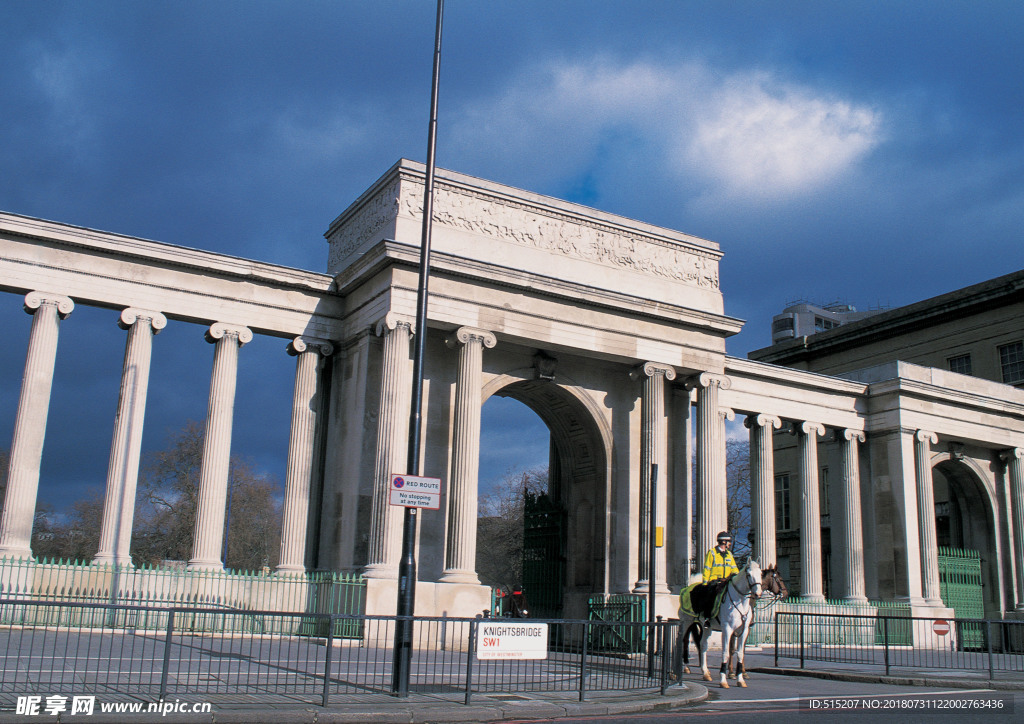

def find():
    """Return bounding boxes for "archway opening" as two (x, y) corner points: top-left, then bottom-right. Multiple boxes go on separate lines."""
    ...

(477, 379), (610, 619)
(933, 459), (997, 617)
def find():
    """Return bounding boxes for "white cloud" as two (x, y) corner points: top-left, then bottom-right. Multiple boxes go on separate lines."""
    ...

(448, 57), (882, 204)
(685, 73), (881, 198)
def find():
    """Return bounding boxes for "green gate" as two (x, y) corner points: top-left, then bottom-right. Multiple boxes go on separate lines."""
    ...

(587, 594), (646, 653)
(522, 492), (566, 619)
(938, 547), (985, 649)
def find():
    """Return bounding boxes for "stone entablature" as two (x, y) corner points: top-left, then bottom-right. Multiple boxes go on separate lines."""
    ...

(326, 159), (726, 316)
(0, 212), (341, 340)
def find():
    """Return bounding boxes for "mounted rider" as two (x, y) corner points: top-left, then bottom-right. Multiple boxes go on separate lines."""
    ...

(703, 531), (739, 584)
(689, 531), (739, 619)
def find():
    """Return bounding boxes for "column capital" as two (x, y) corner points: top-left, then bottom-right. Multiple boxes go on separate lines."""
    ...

(287, 336), (335, 357)
(915, 430), (938, 445)
(1001, 448), (1024, 463)
(24, 291), (74, 319)
(842, 428), (866, 443)
(375, 312), (416, 338)
(684, 371), (730, 391)
(205, 322), (253, 346)
(719, 407), (736, 422)
(119, 308), (167, 333)
(800, 421), (826, 438)
(630, 361), (676, 382)
(744, 413), (782, 430)
(447, 326), (496, 350)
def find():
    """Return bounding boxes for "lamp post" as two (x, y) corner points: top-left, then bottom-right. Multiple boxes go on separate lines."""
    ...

(392, 0), (444, 697)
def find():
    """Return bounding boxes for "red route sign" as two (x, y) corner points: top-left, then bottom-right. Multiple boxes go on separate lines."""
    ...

(933, 619), (950, 635)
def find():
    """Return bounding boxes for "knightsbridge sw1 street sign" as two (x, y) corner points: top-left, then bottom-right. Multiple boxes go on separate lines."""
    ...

(389, 474), (442, 510)
(476, 621), (549, 660)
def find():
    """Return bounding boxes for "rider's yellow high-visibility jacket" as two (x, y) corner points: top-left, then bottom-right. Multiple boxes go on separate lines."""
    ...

(702, 547), (739, 584)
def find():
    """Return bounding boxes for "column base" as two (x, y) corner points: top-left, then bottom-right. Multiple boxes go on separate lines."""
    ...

(91, 554), (133, 568)
(274, 564), (306, 576)
(362, 563), (398, 580)
(439, 569), (480, 585)
(0, 547), (34, 562)
(186, 558), (225, 572)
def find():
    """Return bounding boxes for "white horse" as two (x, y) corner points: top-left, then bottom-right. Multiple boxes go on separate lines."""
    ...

(677, 559), (763, 688)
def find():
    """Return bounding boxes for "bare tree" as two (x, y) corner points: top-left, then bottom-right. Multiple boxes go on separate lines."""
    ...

(476, 466), (547, 589)
(691, 438), (753, 561)
(726, 438), (752, 559)
(131, 420), (282, 571)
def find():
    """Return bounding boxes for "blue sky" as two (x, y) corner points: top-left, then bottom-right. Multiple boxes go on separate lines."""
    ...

(2, 1), (1023, 512)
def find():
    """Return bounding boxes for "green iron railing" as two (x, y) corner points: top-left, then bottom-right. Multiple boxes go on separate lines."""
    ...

(938, 547), (985, 648)
(0, 556), (365, 635)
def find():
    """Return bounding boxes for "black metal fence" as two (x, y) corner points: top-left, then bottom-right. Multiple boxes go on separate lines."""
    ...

(775, 611), (1024, 677)
(0, 599), (676, 708)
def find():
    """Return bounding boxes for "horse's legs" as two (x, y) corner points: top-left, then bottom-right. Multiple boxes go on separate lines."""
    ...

(699, 624), (713, 682)
(718, 624), (732, 688)
(735, 623), (752, 688)
(727, 631), (737, 678)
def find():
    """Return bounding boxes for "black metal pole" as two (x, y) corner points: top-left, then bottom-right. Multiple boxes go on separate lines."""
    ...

(647, 463), (657, 676)
(392, 0), (444, 697)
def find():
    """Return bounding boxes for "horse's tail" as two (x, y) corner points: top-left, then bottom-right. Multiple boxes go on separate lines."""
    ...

(682, 620), (703, 664)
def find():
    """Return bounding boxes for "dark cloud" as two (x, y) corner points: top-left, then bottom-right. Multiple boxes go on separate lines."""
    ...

(2, 1), (1023, 510)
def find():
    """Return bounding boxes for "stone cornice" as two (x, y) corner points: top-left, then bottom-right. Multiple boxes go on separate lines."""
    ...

(334, 238), (743, 337)
(1, 211), (334, 293)
(725, 356), (868, 396)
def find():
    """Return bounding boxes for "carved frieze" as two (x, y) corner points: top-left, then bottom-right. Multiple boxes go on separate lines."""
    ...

(328, 172), (720, 291)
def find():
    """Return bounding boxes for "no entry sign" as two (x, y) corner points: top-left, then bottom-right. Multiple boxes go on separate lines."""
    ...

(933, 619), (950, 636)
(389, 474), (441, 510)
(477, 622), (549, 660)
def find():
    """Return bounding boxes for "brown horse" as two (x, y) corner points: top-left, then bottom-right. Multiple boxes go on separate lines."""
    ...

(676, 564), (788, 685)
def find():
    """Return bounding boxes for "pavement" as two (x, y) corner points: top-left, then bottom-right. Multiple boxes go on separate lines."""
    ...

(4, 650), (1024, 723)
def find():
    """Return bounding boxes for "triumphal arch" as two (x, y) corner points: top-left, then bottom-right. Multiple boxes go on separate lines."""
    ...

(2, 159), (1024, 624)
(320, 160), (742, 619)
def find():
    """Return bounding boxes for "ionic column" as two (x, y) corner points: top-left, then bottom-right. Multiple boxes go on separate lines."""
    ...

(631, 362), (675, 593)
(364, 314), (415, 579)
(276, 337), (334, 574)
(687, 373), (731, 560)
(188, 322), (252, 570)
(839, 429), (867, 603)
(1002, 448), (1024, 610)
(915, 430), (942, 606)
(93, 309), (167, 567)
(798, 421), (826, 602)
(745, 414), (781, 567)
(0, 292), (74, 560)
(441, 327), (496, 584)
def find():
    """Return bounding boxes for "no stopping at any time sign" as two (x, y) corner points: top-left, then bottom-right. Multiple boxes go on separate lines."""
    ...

(389, 474), (442, 510)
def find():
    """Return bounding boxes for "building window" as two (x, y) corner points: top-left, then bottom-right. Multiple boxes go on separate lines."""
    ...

(947, 353), (972, 376)
(772, 317), (795, 333)
(775, 473), (791, 531)
(999, 341), (1024, 384)
(814, 316), (838, 333)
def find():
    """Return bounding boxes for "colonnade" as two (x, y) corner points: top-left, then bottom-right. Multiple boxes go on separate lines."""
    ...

(0, 291), (332, 573)
(4, 290), (1024, 613)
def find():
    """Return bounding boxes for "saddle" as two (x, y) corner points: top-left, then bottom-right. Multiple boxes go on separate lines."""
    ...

(679, 577), (732, 620)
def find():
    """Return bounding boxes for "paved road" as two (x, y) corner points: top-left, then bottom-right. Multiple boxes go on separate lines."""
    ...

(499, 672), (1021, 724)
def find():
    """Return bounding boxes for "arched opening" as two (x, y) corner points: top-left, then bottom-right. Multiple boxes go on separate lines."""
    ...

(478, 377), (611, 619)
(933, 459), (998, 617)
